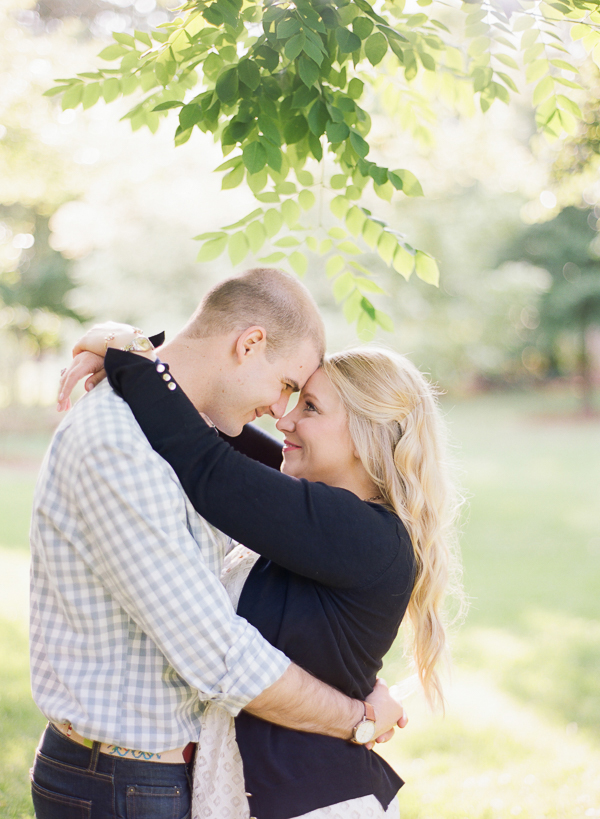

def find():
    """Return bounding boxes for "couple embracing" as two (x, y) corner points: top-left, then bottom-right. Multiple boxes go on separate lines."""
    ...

(30, 266), (460, 819)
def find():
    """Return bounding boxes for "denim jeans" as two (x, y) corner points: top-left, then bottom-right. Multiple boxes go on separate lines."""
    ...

(31, 723), (193, 819)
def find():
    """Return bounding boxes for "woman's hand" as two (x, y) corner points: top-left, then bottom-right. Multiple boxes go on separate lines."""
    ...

(58, 351), (106, 412)
(72, 321), (145, 357)
(364, 678), (408, 750)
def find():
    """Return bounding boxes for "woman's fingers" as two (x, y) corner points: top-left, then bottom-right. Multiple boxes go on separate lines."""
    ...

(57, 352), (105, 411)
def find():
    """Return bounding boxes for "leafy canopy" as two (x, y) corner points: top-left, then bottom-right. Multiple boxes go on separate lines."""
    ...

(47, 0), (600, 335)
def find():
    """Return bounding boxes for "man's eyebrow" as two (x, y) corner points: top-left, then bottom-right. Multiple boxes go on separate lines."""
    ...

(285, 378), (301, 392)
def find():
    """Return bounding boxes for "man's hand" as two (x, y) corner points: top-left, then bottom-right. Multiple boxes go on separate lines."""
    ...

(365, 678), (408, 750)
(57, 352), (106, 411)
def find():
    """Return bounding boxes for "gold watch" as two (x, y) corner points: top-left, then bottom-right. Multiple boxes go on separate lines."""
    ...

(352, 701), (376, 744)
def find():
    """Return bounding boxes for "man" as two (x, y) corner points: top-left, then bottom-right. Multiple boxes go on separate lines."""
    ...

(31, 267), (405, 817)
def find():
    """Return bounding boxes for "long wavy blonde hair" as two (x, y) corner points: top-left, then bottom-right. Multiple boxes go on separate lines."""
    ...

(323, 347), (464, 709)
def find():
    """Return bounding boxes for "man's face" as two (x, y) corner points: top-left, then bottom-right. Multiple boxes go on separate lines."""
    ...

(209, 337), (321, 436)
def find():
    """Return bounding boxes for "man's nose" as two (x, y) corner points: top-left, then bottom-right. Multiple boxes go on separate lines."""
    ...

(268, 393), (291, 420)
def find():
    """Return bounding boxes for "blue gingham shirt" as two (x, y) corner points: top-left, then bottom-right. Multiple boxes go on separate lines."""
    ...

(30, 380), (290, 752)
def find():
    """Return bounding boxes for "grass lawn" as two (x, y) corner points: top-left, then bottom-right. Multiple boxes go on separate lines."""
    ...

(1, 389), (599, 818)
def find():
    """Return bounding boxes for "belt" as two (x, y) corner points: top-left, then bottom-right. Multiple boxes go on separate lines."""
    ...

(52, 722), (195, 764)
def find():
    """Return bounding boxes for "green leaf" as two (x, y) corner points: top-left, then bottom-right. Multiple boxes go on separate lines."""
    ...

(326, 255), (345, 277)
(275, 236), (301, 247)
(289, 251), (308, 276)
(298, 55), (319, 86)
(285, 32), (306, 61)
(551, 58), (578, 72)
(292, 85), (319, 109)
(556, 94), (582, 118)
(98, 44), (128, 61)
(243, 141), (267, 174)
(277, 17), (301, 39)
(343, 289), (363, 323)
(62, 83), (83, 110)
(365, 32), (388, 65)
(353, 16), (374, 39)
(197, 235), (228, 261)
(259, 251), (287, 263)
(333, 271), (356, 301)
(393, 169), (423, 196)
(345, 205), (366, 236)
(328, 226), (348, 239)
(43, 84), (69, 98)
(355, 276), (385, 294)
(338, 240), (362, 254)
(228, 232), (250, 265)
(377, 231), (398, 265)
(264, 208), (284, 237)
(255, 45), (279, 72)
(222, 208), (264, 231)
(308, 100), (329, 137)
(135, 29), (152, 47)
(392, 245), (414, 280)
(327, 120), (350, 142)
(222, 162), (245, 189)
(526, 60), (549, 83)
(244, 221), (267, 254)
(375, 310), (394, 332)
(348, 78), (364, 100)
(331, 195), (350, 219)
(180, 103), (203, 130)
(82, 82), (101, 109)
(113, 31), (135, 48)
(533, 75), (554, 105)
(362, 218), (383, 248)
(298, 189), (316, 210)
(284, 115), (309, 145)
(216, 67), (239, 104)
(349, 130), (369, 157)
(194, 231), (228, 241)
(238, 59), (261, 90)
(282, 199), (301, 227)
(415, 250), (439, 285)
(152, 100), (183, 111)
(495, 53), (519, 69)
(262, 140), (283, 172)
(336, 27), (362, 54)
(303, 36), (325, 66)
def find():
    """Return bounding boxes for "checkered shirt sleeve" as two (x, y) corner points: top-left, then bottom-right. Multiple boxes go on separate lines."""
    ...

(30, 382), (289, 752)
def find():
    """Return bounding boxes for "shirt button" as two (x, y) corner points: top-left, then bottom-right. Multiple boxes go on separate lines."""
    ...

(162, 373), (172, 381)
(167, 382), (177, 391)
(156, 363), (166, 373)
(245, 792), (253, 797)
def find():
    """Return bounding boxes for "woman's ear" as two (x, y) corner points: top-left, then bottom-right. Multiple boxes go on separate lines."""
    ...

(235, 326), (268, 363)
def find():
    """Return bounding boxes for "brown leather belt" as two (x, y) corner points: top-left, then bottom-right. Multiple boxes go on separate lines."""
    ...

(52, 722), (195, 764)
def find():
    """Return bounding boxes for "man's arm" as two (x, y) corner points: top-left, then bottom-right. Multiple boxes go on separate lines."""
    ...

(246, 665), (406, 742)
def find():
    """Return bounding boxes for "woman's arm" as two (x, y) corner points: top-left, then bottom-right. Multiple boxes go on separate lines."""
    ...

(105, 350), (401, 589)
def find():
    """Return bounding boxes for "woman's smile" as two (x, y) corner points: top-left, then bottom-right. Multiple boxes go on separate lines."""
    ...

(282, 439), (302, 453)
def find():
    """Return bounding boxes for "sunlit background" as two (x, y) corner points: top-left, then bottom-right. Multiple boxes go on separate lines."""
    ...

(1, 0), (599, 816)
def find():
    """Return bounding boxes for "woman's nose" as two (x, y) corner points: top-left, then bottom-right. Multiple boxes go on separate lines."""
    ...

(276, 409), (295, 433)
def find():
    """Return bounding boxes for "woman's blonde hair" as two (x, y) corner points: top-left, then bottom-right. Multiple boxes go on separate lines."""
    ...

(323, 347), (464, 710)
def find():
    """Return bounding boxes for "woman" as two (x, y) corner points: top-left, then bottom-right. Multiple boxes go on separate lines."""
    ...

(61, 330), (463, 819)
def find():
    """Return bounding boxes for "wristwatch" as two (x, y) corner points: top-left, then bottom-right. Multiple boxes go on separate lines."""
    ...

(352, 701), (376, 744)
(122, 336), (155, 352)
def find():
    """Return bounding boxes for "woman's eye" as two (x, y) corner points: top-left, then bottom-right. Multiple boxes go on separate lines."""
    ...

(304, 401), (317, 412)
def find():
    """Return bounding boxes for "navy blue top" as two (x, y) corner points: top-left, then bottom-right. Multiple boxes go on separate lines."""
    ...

(105, 350), (416, 819)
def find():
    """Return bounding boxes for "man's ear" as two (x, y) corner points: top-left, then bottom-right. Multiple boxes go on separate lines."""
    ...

(234, 326), (268, 363)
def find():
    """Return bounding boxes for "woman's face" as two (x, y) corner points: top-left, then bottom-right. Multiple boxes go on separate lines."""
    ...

(276, 368), (360, 487)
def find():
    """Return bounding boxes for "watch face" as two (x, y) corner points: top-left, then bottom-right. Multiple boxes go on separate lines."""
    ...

(354, 720), (376, 744)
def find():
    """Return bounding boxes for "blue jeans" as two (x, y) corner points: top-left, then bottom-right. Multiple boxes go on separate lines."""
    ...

(31, 723), (193, 819)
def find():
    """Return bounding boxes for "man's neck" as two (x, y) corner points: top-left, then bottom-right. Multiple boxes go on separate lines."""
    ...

(155, 336), (212, 414)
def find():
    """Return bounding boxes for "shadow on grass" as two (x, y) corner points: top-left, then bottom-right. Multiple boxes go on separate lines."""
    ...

(458, 609), (600, 745)
(0, 619), (45, 819)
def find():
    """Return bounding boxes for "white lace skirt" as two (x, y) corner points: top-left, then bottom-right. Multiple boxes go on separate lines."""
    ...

(191, 546), (400, 819)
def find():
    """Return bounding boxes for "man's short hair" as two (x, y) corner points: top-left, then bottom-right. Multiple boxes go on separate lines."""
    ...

(182, 267), (326, 361)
